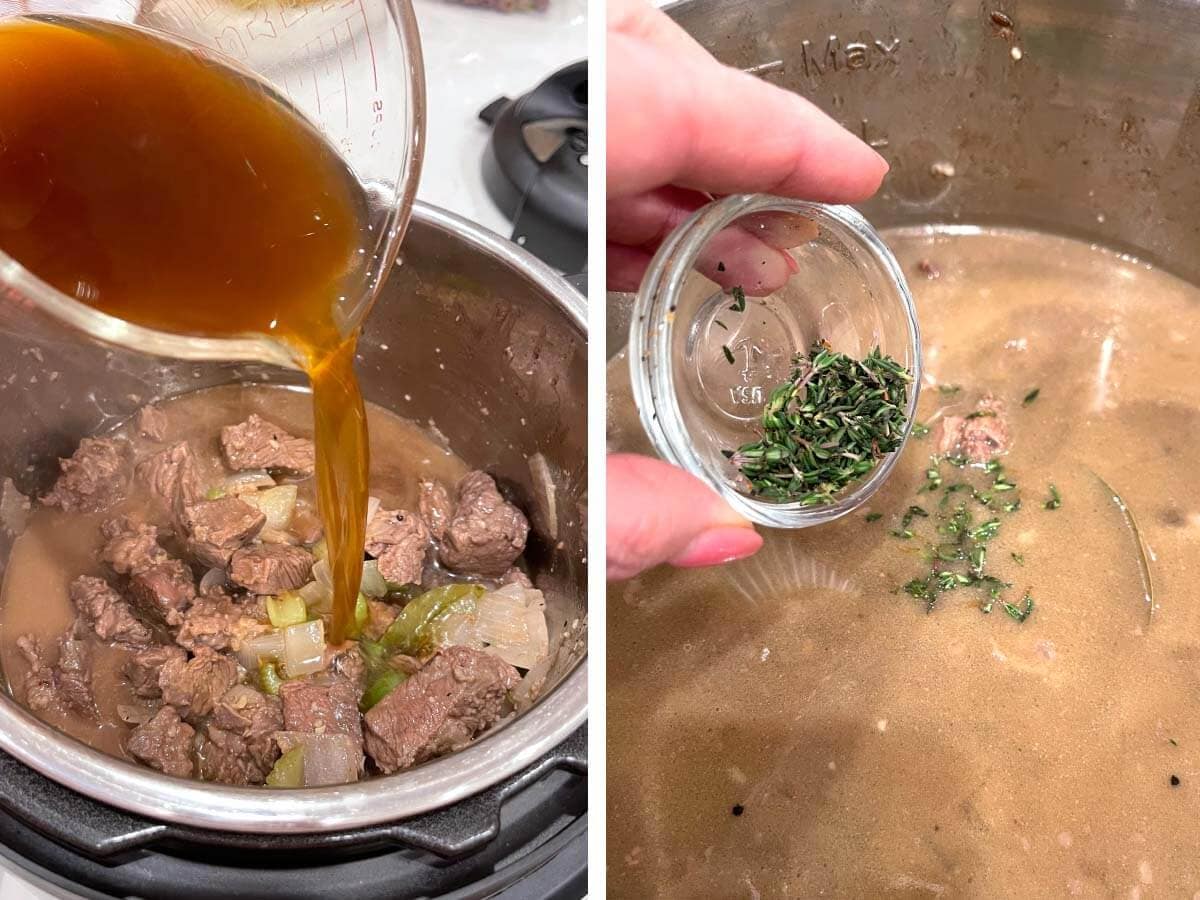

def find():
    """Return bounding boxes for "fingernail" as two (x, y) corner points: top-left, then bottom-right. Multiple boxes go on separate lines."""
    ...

(669, 526), (764, 569)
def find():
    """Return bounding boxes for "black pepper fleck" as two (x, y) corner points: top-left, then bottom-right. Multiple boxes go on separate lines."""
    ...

(717, 261), (726, 272)
(1171, 775), (1181, 786)
(731, 804), (744, 816)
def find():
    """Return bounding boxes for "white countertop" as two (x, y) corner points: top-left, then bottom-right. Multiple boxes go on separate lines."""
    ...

(0, 2), (585, 896)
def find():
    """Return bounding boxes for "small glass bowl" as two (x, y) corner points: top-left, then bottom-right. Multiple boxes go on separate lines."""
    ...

(628, 194), (922, 528)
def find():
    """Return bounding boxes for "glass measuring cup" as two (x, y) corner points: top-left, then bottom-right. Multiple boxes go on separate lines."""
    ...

(629, 194), (922, 529)
(0, 0), (425, 369)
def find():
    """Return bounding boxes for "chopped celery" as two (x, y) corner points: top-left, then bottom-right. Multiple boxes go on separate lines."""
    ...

(359, 560), (388, 598)
(266, 591), (307, 629)
(359, 669), (408, 712)
(259, 660), (283, 696)
(344, 592), (369, 639)
(379, 584), (484, 655)
(265, 746), (304, 788)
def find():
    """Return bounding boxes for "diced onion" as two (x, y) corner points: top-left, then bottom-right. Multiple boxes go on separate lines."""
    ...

(359, 560), (387, 598)
(282, 619), (325, 676)
(512, 652), (553, 713)
(273, 731), (360, 786)
(223, 469), (276, 495)
(442, 584), (549, 669)
(198, 566), (227, 595)
(240, 484), (298, 530)
(365, 495), (381, 529)
(0, 478), (29, 536)
(298, 580), (332, 614)
(528, 453), (558, 540)
(236, 631), (285, 671)
(313, 558), (332, 591)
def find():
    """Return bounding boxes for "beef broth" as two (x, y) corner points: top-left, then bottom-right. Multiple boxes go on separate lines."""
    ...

(607, 228), (1200, 897)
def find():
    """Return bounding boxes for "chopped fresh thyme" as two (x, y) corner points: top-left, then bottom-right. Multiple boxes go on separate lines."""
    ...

(1022, 388), (1040, 406)
(714, 319), (729, 330)
(937, 384), (962, 395)
(1044, 484), (1062, 509)
(727, 340), (912, 504)
(965, 409), (996, 420)
(722, 345), (735, 365)
(1011, 552), (1025, 566)
(1003, 592), (1035, 623)
(865, 512), (883, 522)
(728, 285), (746, 313)
(911, 422), (930, 438)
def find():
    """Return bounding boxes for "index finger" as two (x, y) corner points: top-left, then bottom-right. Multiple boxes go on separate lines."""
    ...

(607, 28), (888, 202)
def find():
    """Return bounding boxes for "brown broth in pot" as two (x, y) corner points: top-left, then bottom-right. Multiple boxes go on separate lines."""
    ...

(607, 228), (1200, 897)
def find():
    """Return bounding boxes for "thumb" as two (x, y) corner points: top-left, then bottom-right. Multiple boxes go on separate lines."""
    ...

(607, 453), (763, 581)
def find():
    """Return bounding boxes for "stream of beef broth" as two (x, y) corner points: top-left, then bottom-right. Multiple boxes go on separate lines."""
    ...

(0, 384), (468, 763)
(607, 228), (1200, 897)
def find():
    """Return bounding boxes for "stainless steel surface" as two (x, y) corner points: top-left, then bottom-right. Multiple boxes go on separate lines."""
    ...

(0, 201), (587, 833)
(660, 0), (1200, 281)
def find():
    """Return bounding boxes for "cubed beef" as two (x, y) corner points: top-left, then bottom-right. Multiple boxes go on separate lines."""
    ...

(229, 544), (313, 595)
(289, 504), (323, 545)
(279, 676), (362, 747)
(220, 415), (315, 475)
(127, 706), (195, 778)
(174, 594), (269, 653)
(42, 437), (128, 513)
(159, 646), (239, 721)
(127, 559), (196, 626)
(101, 517), (169, 575)
(437, 472), (529, 577)
(197, 685), (283, 785)
(418, 479), (453, 542)
(938, 396), (1011, 463)
(177, 497), (265, 568)
(363, 646), (518, 774)
(323, 643), (368, 684)
(124, 645), (187, 699)
(136, 405), (168, 441)
(54, 638), (96, 715)
(15, 635), (58, 712)
(69, 576), (154, 648)
(136, 442), (201, 508)
(365, 508), (428, 586)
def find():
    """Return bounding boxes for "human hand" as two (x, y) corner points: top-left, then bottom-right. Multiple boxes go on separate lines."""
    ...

(605, 0), (889, 581)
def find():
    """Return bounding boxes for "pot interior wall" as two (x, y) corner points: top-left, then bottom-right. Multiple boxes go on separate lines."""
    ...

(667, 0), (1200, 278)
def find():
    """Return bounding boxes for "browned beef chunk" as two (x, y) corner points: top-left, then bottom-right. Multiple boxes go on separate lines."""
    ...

(324, 643), (368, 684)
(365, 508), (428, 586)
(177, 497), (265, 568)
(55, 638), (96, 715)
(418, 479), (453, 542)
(16, 634), (96, 715)
(938, 396), (1011, 463)
(137, 405), (168, 441)
(174, 594), (269, 653)
(42, 437), (128, 513)
(289, 504), (323, 545)
(364, 598), (398, 641)
(125, 644), (186, 699)
(101, 517), (169, 575)
(127, 706), (195, 778)
(220, 415), (315, 475)
(363, 646), (518, 774)
(279, 676), (362, 747)
(136, 442), (201, 508)
(127, 559), (196, 626)
(228, 544), (313, 595)
(159, 646), (238, 721)
(15, 635), (58, 712)
(69, 576), (153, 648)
(197, 685), (283, 785)
(438, 472), (529, 577)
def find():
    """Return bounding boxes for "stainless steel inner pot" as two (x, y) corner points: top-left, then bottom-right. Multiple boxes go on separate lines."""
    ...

(607, 0), (1200, 352)
(0, 202), (587, 833)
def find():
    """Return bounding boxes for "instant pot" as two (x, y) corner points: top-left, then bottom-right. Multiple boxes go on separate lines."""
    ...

(0, 203), (588, 898)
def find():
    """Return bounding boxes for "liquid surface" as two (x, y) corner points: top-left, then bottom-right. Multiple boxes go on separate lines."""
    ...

(0, 18), (372, 641)
(607, 228), (1200, 897)
(0, 384), (468, 760)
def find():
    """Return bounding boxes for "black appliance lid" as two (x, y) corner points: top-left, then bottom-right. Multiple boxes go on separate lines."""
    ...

(480, 61), (587, 274)
(0, 726), (586, 899)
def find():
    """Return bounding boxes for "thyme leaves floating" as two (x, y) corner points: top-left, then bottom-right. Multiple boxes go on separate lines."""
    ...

(911, 422), (931, 438)
(937, 384), (962, 395)
(728, 285), (746, 313)
(1023, 388), (1040, 406)
(722, 345), (735, 365)
(1044, 484), (1062, 509)
(1004, 592), (1035, 622)
(727, 341), (912, 505)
